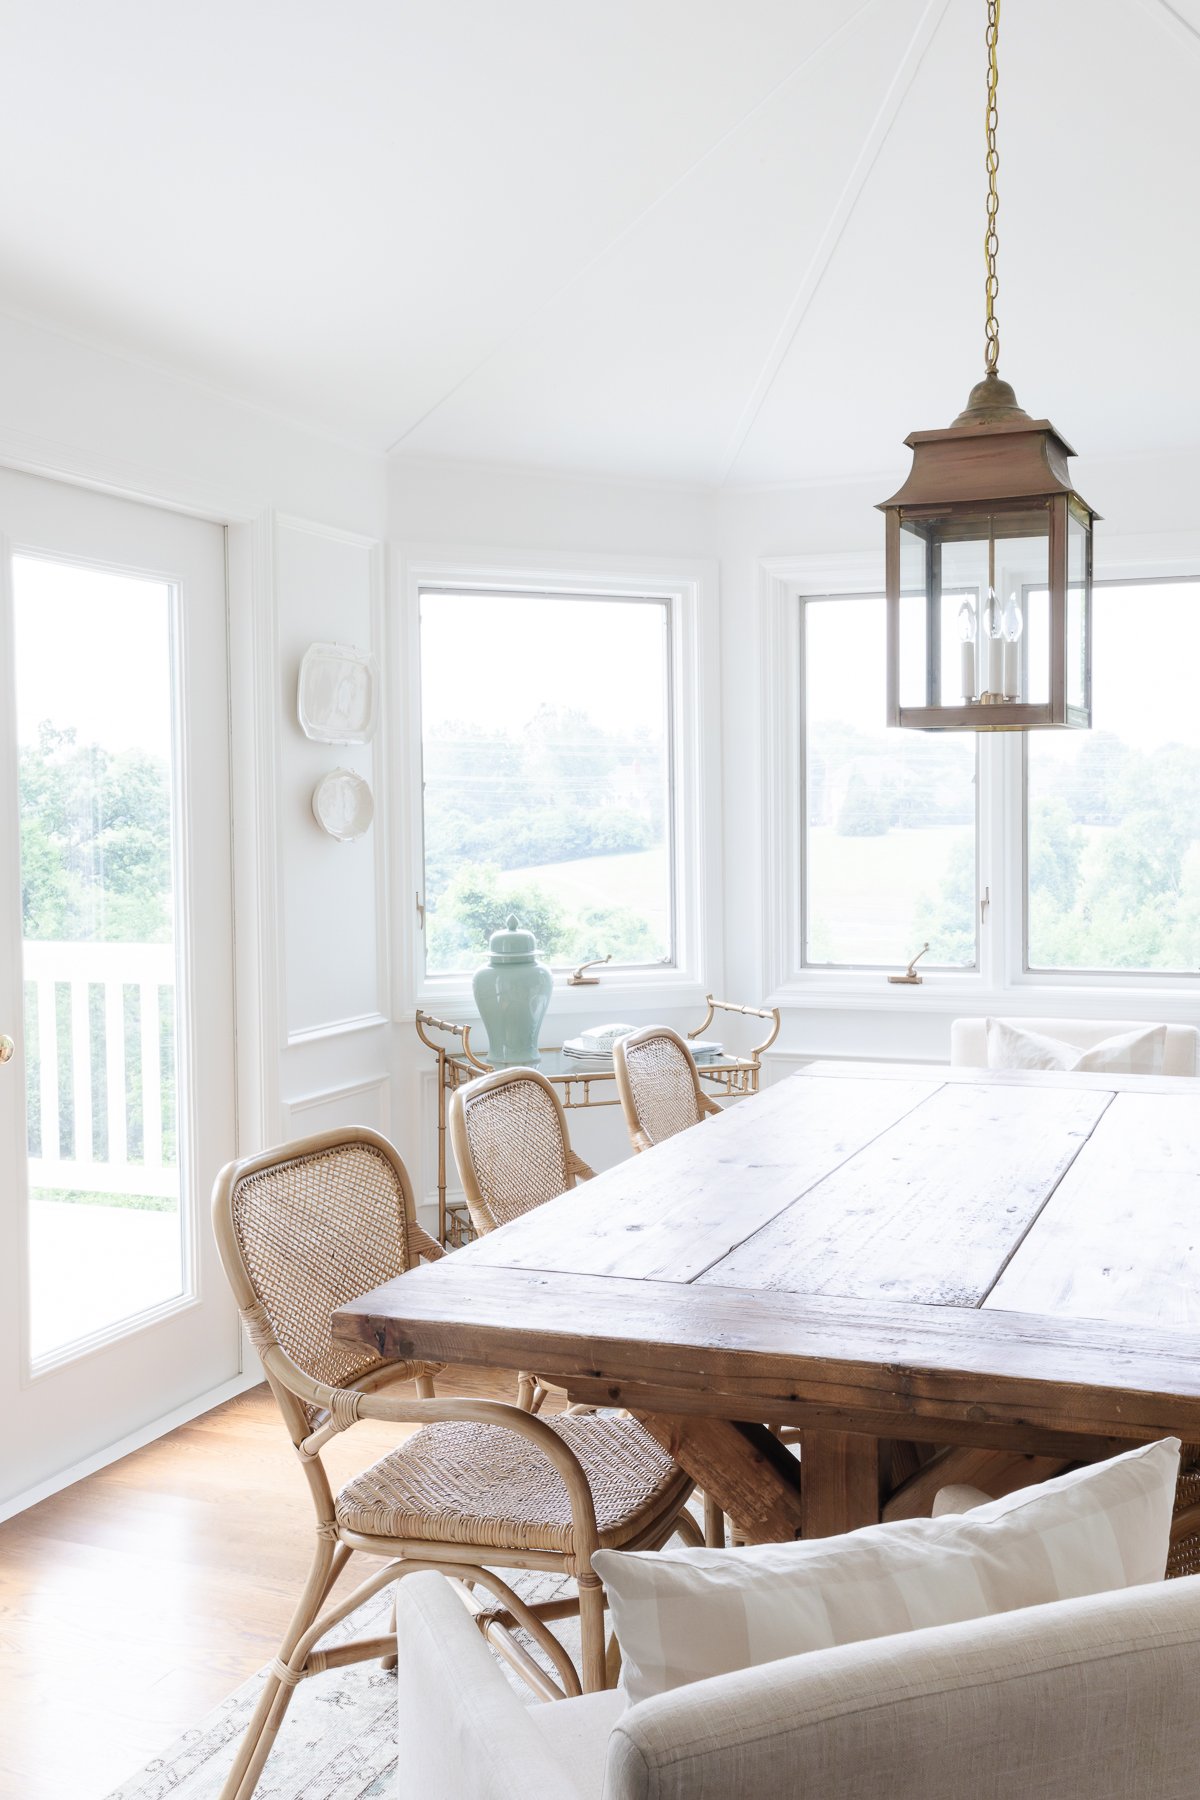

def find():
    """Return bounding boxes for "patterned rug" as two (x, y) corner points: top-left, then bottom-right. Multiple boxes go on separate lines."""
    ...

(103, 1569), (580, 1799)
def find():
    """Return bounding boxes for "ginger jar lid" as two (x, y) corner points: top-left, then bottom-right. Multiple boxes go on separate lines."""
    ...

(486, 913), (541, 965)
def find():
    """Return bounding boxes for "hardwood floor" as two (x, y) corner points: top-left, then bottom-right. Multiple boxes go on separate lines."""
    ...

(0, 1365), (526, 1800)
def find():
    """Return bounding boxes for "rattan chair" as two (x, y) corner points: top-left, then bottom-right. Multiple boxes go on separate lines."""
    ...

(211, 1126), (698, 1800)
(613, 1024), (721, 1154)
(449, 1067), (593, 1413)
(451, 1067), (727, 1548)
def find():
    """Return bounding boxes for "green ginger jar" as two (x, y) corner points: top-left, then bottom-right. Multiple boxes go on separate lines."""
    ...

(472, 913), (553, 1069)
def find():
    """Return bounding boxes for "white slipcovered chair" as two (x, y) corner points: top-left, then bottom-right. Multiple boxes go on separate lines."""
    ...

(950, 1015), (1200, 1076)
(395, 1567), (1200, 1799)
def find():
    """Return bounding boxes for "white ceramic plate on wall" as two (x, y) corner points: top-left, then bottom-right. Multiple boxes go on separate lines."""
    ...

(312, 767), (374, 841)
(298, 642), (378, 744)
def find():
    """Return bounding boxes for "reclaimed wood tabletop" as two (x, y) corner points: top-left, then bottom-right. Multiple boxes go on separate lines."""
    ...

(333, 1062), (1200, 1540)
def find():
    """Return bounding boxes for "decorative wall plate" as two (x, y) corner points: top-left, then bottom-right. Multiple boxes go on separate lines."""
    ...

(298, 642), (378, 744)
(312, 768), (374, 841)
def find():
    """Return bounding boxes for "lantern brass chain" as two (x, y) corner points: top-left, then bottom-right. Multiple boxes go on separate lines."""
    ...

(983, 0), (1001, 373)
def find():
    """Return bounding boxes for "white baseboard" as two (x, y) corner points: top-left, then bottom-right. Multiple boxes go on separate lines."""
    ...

(0, 1367), (262, 1524)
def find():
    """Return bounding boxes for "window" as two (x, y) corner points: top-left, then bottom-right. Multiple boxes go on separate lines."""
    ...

(1026, 579), (1200, 974)
(418, 589), (674, 977)
(803, 594), (977, 968)
(785, 571), (1200, 997)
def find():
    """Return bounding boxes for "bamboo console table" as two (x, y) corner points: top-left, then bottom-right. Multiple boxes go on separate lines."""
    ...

(415, 995), (780, 1246)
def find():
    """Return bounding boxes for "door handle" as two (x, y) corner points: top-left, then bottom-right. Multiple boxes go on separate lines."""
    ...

(0, 1034), (14, 1064)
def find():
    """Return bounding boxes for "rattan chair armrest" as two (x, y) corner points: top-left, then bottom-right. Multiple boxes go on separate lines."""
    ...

(410, 1222), (446, 1262)
(261, 1340), (602, 1552)
(568, 1153), (595, 1182)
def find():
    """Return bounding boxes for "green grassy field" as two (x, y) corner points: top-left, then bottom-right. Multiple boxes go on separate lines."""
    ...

(493, 830), (974, 970)
(496, 845), (670, 939)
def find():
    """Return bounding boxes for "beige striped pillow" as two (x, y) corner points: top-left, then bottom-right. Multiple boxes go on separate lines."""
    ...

(985, 1017), (1167, 1074)
(594, 1437), (1180, 1706)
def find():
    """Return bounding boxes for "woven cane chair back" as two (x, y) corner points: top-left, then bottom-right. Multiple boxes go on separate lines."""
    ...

(221, 1130), (421, 1399)
(614, 1026), (713, 1151)
(1169, 1448), (1200, 1578)
(451, 1068), (583, 1233)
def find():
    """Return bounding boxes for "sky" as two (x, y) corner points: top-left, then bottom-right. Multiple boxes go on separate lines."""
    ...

(419, 591), (669, 738)
(13, 555), (174, 758)
(805, 581), (1200, 755)
(13, 562), (1192, 773)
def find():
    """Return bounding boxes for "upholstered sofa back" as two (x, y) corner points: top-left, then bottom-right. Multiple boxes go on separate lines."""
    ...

(950, 1015), (1199, 1076)
(396, 1569), (1200, 1800)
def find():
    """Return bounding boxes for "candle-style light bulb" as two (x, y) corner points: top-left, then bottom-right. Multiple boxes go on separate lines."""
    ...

(958, 599), (977, 701)
(1002, 591), (1023, 699)
(983, 585), (1003, 697)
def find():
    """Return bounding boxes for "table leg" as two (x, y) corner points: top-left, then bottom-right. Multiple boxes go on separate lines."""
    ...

(633, 1414), (804, 1543)
(799, 1430), (883, 1538)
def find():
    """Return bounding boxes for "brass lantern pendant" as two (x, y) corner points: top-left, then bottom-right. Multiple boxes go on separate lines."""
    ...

(878, 2), (1096, 733)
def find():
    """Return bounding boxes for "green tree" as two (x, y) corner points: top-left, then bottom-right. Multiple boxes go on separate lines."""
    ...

(836, 769), (890, 838)
(19, 723), (172, 942)
(913, 836), (977, 967)
(427, 864), (664, 972)
(1028, 797), (1084, 914)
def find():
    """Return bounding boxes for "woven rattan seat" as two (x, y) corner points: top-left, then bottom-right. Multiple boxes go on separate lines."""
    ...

(337, 1413), (690, 1554)
(613, 1025), (720, 1154)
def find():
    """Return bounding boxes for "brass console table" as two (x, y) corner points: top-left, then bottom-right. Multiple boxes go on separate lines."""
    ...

(415, 995), (781, 1246)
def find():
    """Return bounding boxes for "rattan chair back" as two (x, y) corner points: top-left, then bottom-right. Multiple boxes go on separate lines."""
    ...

(450, 1066), (592, 1234)
(613, 1025), (719, 1153)
(213, 1127), (429, 1426)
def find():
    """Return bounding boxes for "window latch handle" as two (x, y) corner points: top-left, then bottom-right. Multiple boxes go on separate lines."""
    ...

(980, 885), (991, 924)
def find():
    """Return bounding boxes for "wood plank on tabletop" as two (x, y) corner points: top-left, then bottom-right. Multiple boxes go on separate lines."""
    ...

(697, 1080), (1112, 1305)
(986, 1090), (1200, 1330)
(333, 1261), (1200, 1446)
(454, 1072), (942, 1284)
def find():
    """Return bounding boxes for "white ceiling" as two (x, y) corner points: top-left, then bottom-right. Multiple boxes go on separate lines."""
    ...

(2, 0), (1197, 484)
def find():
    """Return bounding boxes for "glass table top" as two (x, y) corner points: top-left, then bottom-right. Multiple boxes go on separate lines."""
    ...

(449, 1047), (753, 1079)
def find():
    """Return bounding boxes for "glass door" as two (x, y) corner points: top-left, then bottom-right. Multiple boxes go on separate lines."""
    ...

(0, 468), (239, 1509)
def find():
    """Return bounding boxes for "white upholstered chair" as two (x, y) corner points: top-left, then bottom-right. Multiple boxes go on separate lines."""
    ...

(950, 1015), (1200, 1076)
(395, 1567), (1200, 1800)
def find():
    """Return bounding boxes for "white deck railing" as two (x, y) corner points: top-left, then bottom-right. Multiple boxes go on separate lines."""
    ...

(23, 940), (177, 1200)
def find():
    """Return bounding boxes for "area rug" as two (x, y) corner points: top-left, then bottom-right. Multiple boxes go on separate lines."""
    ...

(104, 1569), (578, 1799)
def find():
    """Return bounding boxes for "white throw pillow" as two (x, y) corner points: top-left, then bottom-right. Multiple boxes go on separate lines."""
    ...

(985, 1018), (1167, 1075)
(594, 1438), (1179, 1705)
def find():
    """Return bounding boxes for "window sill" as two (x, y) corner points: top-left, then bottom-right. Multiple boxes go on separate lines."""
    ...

(768, 973), (1200, 1022)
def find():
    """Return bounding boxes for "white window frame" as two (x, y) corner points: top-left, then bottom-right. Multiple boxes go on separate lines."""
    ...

(758, 544), (1200, 1029)
(393, 544), (721, 1019)
(798, 586), (982, 977)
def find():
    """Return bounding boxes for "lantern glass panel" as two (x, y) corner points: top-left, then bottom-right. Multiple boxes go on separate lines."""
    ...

(1024, 588), (1051, 707)
(933, 509), (1049, 705)
(898, 520), (928, 709)
(1067, 509), (1088, 713)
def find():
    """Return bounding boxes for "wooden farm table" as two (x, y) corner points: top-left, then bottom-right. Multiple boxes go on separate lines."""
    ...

(333, 1062), (1200, 1541)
